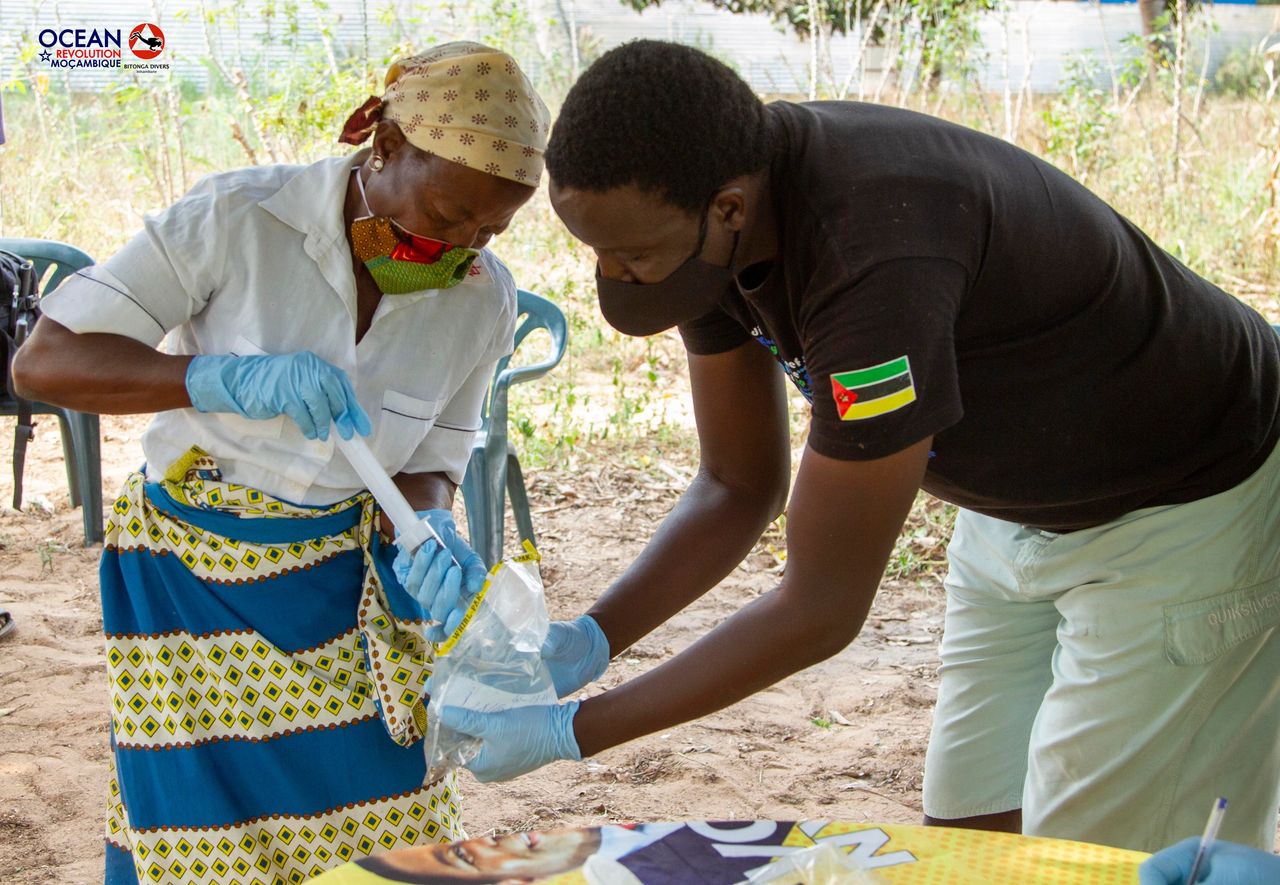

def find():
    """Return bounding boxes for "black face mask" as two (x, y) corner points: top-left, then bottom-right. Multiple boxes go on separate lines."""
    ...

(595, 208), (741, 338)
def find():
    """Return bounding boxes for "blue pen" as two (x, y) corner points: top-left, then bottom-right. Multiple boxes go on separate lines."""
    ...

(1185, 797), (1228, 884)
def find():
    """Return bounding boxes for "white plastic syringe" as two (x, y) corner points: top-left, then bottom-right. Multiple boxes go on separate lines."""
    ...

(334, 431), (445, 556)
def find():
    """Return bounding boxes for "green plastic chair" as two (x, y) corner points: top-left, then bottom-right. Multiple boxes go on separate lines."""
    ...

(461, 289), (567, 566)
(0, 237), (102, 545)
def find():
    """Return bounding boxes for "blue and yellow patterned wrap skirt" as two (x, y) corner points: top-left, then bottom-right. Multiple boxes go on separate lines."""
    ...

(101, 451), (464, 884)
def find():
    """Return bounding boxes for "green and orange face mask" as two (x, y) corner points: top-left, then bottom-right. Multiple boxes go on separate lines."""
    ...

(350, 171), (479, 294)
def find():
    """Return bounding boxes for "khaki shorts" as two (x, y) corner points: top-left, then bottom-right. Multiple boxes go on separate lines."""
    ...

(922, 439), (1280, 852)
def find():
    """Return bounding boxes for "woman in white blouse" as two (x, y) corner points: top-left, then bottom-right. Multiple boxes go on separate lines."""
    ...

(13, 41), (548, 885)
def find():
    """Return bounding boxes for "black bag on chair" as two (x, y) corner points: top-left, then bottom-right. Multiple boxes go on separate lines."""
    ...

(1, 249), (40, 509)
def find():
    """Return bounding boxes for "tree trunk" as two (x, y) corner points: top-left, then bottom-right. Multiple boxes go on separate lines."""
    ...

(1138, 0), (1163, 36)
(530, 0), (578, 94)
(1138, 0), (1169, 69)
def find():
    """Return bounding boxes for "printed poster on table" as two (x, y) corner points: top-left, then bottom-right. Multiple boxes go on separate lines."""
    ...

(311, 819), (1148, 884)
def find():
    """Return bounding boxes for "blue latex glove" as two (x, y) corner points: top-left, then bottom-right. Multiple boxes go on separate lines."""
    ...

(437, 700), (582, 782)
(542, 614), (611, 698)
(185, 352), (372, 441)
(392, 510), (487, 641)
(1140, 837), (1280, 885)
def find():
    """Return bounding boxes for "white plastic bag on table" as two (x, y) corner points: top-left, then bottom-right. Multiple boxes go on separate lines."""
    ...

(423, 541), (556, 777)
(741, 842), (890, 884)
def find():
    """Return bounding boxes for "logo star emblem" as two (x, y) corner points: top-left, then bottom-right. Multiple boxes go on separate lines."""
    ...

(39, 49), (51, 62)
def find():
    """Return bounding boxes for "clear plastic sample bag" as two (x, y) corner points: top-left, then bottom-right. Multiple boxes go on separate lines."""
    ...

(422, 542), (557, 776)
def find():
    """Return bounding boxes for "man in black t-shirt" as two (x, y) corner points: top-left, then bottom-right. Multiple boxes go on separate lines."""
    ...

(425, 41), (1280, 853)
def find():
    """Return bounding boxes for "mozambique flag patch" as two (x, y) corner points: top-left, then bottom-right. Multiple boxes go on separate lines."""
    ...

(831, 356), (917, 421)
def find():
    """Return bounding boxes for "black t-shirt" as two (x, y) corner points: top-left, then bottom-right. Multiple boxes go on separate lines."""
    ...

(679, 101), (1280, 531)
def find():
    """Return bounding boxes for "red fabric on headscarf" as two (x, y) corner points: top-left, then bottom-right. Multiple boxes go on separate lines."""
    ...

(338, 96), (384, 146)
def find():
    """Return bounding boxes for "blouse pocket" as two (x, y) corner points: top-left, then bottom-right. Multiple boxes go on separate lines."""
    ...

(373, 389), (441, 473)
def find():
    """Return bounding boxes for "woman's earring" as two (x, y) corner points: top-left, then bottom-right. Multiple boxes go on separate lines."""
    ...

(370, 155), (385, 172)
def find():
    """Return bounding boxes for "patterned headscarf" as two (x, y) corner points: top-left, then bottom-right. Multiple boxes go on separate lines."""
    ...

(339, 42), (550, 187)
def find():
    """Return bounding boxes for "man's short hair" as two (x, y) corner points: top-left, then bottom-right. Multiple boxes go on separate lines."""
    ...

(546, 40), (771, 214)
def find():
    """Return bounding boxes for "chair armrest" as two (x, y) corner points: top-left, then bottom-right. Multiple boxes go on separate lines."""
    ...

(490, 296), (568, 402)
(492, 350), (563, 397)
(0, 237), (94, 293)
(485, 290), (569, 452)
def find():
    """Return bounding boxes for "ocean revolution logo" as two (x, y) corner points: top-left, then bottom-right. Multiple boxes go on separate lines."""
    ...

(35, 22), (169, 72)
(37, 27), (122, 69)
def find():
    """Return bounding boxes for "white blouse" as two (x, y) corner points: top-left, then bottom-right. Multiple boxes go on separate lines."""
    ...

(41, 156), (517, 505)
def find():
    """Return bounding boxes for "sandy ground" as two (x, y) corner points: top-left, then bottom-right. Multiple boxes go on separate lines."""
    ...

(0, 411), (947, 883)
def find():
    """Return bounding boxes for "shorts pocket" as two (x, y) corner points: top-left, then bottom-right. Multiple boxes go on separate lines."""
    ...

(1163, 577), (1280, 666)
